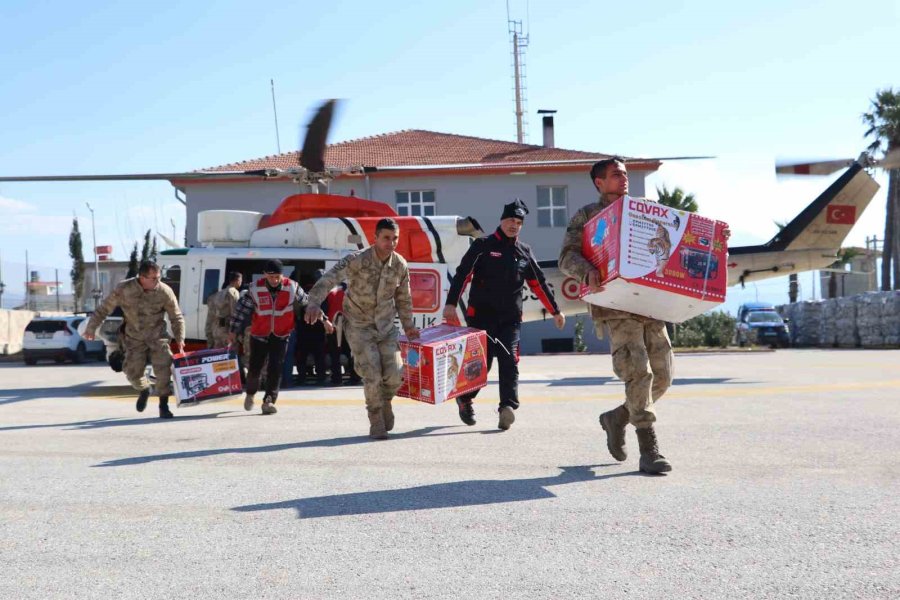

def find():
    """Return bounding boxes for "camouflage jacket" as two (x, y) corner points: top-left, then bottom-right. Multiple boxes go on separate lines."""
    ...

(559, 194), (655, 325)
(307, 247), (415, 337)
(205, 287), (240, 339)
(86, 278), (185, 343)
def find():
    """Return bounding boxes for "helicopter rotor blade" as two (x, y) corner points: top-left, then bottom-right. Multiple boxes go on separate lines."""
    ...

(299, 99), (337, 173)
(775, 158), (855, 176)
(0, 170), (289, 183)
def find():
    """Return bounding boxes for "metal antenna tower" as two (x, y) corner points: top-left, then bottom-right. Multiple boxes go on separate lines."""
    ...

(507, 1), (529, 143)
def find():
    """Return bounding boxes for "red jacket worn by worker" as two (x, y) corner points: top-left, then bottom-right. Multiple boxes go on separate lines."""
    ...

(248, 276), (299, 338)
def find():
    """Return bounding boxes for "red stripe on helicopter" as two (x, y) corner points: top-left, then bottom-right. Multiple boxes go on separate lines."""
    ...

(355, 217), (437, 263)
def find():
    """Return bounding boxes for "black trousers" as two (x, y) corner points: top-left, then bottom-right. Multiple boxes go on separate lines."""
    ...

(246, 334), (289, 400)
(458, 315), (522, 410)
(326, 333), (358, 383)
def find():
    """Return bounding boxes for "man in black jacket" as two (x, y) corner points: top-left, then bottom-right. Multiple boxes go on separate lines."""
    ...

(443, 199), (565, 430)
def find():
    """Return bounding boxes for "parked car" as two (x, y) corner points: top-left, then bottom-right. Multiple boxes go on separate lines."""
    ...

(735, 302), (791, 348)
(22, 316), (107, 365)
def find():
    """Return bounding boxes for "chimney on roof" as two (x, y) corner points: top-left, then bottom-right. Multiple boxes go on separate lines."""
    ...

(537, 109), (556, 148)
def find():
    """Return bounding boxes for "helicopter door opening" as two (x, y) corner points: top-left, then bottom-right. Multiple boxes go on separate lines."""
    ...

(225, 259), (327, 293)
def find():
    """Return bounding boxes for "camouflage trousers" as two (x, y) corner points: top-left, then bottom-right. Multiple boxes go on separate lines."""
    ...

(605, 318), (673, 429)
(123, 337), (173, 397)
(344, 324), (402, 411)
(207, 324), (230, 349)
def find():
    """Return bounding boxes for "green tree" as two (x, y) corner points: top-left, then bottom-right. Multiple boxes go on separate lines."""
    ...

(150, 236), (158, 261)
(140, 229), (152, 263)
(573, 316), (587, 352)
(69, 217), (85, 309)
(862, 88), (900, 290)
(656, 185), (699, 213)
(126, 242), (139, 279)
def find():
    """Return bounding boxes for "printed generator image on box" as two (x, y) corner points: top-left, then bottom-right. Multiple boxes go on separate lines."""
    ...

(398, 324), (488, 404)
(172, 348), (243, 407)
(579, 196), (729, 323)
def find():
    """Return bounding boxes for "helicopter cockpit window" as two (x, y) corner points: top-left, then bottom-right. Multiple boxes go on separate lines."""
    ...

(161, 265), (181, 299)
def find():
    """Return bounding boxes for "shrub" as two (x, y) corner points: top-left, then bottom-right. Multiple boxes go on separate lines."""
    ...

(672, 310), (736, 348)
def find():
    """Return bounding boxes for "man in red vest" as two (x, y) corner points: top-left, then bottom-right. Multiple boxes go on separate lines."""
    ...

(228, 260), (308, 415)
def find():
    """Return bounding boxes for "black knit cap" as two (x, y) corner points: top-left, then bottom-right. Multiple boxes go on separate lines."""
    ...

(501, 198), (529, 220)
(263, 259), (283, 274)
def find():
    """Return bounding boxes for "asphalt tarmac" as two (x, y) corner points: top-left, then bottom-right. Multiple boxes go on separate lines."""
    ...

(1, 349), (898, 599)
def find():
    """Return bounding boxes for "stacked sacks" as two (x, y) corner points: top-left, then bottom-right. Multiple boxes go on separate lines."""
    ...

(835, 297), (859, 348)
(776, 300), (824, 347)
(818, 299), (839, 348)
(856, 292), (885, 348)
(884, 291), (900, 347)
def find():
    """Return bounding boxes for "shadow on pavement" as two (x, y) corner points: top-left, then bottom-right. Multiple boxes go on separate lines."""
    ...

(0, 381), (119, 406)
(231, 464), (639, 518)
(0, 411), (238, 432)
(518, 376), (750, 386)
(93, 425), (472, 468)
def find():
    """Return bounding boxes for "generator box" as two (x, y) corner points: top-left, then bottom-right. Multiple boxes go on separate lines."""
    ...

(579, 196), (728, 323)
(172, 348), (243, 407)
(398, 324), (488, 404)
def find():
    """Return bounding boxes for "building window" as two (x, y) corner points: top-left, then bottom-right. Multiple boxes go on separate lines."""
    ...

(396, 190), (435, 216)
(536, 186), (568, 227)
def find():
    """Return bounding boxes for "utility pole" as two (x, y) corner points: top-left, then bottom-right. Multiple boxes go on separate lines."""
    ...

(85, 203), (101, 310)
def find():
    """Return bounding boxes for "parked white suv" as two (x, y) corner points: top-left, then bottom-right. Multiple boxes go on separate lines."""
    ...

(22, 316), (107, 365)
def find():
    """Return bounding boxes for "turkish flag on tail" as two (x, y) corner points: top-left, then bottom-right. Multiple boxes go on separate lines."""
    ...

(826, 205), (856, 225)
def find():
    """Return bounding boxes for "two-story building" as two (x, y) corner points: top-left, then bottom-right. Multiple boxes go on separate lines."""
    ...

(173, 128), (659, 353)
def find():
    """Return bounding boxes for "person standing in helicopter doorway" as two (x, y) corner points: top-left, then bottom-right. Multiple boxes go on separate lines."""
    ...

(443, 199), (565, 431)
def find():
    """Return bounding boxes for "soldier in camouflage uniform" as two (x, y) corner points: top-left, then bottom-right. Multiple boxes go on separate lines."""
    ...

(84, 260), (185, 419)
(305, 218), (420, 440)
(559, 158), (730, 474)
(205, 271), (242, 348)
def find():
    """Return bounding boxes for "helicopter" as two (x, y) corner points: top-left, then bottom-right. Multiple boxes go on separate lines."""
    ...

(0, 101), (886, 346)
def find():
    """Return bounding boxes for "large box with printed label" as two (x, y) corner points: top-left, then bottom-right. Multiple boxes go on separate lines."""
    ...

(398, 324), (488, 404)
(578, 196), (728, 323)
(172, 348), (243, 407)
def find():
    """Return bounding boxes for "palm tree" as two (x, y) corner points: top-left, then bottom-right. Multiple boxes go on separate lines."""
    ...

(862, 88), (900, 290)
(775, 221), (799, 302)
(656, 185), (699, 213)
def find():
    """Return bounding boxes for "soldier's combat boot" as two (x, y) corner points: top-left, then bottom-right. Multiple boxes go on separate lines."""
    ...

(456, 398), (476, 426)
(158, 396), (174, 419)
(243, 392), (255, 412)
(599, 404), (629, 462)
(382, 399), (395, 432)
(261, 394), (277, 415)
(136, 388), (150, 413)
(636, 426), (672, 474)
(368, 408), (388, 440)
(498, 406), (516, 431)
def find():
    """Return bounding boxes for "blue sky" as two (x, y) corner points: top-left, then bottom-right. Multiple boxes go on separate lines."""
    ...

(1, 0), (897, 313)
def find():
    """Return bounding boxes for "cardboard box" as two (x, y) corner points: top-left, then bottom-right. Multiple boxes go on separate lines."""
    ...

(398, 324), (488, 404)
(172, 348), (243, 407)
(579, 196), (728, 323)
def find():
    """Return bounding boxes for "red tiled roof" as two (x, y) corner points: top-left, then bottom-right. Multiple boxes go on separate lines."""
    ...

(203, 130), (639, 172)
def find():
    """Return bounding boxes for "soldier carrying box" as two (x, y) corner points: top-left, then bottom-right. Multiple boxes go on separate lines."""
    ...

(559, 157), (730, 474)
